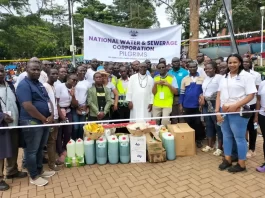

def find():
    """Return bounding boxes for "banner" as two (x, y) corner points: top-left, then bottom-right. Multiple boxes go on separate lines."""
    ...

(84, 19), (182, 63)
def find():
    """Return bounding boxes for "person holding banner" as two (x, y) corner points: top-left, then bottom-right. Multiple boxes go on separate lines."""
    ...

(126, 62), (154, 121)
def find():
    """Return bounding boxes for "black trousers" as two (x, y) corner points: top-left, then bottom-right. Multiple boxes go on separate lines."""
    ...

(116, 106), (130, 133)
(258, 114), (265, 160)
(247, 104), (257, 151)
(183, 108), (205, 141)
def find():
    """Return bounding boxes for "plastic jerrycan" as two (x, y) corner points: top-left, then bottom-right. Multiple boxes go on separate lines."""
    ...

(119, 135), (130, 164)
(96, 137), (108, 165)
(66, 139), (76, 158)
(161, 132), (170, 148)
(107, 135), (119, 164)
(162, 133), (176, 160)
(84, 137), (96, 165)
(75, 138), (84, 157)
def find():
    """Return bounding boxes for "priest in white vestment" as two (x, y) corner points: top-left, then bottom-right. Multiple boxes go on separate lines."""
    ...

(126, 62), (154, 121)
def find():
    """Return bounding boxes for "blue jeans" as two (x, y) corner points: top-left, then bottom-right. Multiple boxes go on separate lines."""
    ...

(221, 114), (249, 160)
(72, 110), (86, 140)
(20, 120), (50, 179)
(203, 106), (222, 140)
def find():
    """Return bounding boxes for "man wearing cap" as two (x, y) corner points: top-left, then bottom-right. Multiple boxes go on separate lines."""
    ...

(168, 57), (189, 124)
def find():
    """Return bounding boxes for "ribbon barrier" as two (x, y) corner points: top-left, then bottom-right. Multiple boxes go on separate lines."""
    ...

(0, 55), (84, 63)
(0, 109), (260, 130)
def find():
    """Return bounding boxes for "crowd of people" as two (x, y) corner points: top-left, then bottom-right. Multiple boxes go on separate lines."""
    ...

(1, 52), (265, 190)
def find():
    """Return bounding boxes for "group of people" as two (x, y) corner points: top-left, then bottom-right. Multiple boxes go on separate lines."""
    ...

(1, 52), (265, 190)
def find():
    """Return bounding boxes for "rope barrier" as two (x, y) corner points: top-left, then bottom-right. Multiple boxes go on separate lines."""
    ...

(0, 110), (260, 130)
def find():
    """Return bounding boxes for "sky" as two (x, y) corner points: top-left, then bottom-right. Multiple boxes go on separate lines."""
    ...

(26, 0), (171, 27)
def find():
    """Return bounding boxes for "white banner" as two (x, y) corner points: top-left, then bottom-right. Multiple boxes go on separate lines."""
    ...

(84, 19), (182, 63)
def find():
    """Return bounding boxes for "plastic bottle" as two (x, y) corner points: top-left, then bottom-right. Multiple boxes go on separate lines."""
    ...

(75, 138), (84, 157)
(119, 135), (130, 164)
(162, 133), (176, 160)
(217, 115), (226, 126)
(254, 122), (259, 130)
(96, 137), (108, 165)
(107, 135), (119, 164)
(84, 138), (96, 165)
(66, 139), (76, 158)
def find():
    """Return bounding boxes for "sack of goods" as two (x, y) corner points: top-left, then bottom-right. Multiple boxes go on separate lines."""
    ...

(83, 123), (105, 140)
(65, 138), (85, 168)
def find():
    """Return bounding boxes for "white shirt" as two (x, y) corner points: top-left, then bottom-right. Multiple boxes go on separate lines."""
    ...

(0, 84), (19, 126)
(258, 81), (265, 116)
(55, 83), (72, 107)
(75, 80), (91, 105)
(202, 74), (222, 97)
(54, 79), (63, 89)
(15, 71), (48, 88)
(106, 82), (116, 99)
(44, 83), (58, 119)
(247, 70), (262, 105)
(85, 68), (96, 84)
(218, 70), (257, 106)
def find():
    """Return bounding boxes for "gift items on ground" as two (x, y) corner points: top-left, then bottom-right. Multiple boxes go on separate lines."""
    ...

(65, 139), (85, 167)
(65, 122), (183, 167)
(167, 123), (196, 156)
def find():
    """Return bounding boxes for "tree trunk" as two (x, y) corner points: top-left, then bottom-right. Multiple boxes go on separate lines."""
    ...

(188, 0), (200, 60)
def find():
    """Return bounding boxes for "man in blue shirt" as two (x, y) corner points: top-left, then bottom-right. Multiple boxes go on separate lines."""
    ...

(16, 59), (55, 187)
(168, 57), (189, 124)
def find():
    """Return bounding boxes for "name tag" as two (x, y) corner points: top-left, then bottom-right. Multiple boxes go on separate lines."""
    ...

(97, 92), (105, 97)
(160, 92), (165, 100)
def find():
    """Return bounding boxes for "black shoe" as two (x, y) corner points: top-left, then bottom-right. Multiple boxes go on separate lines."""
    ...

(196, 141), (203, 148)
(0, 180), (9, 191)
(6, 171), (28, 179)
(228, 163), (246, 173)
(219, 159), (232, 171)
(43, 157), (48, 164)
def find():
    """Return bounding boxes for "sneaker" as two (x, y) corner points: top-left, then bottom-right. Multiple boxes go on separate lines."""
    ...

(40, 171), (56, 178)
(246, 150), (256, 158)
(213, 149), (223, 156)
(0, 180), (9, 191)
(6, 171), (28, 179)
(201, 146), (214, 152)
(256, 163), (265, 173)
(196, 141), (203, 148)
(228, 163), (246, 173)
(49, 165), (61, 172)
(30, 177), (48, 187)
(219, 159), (232, 171)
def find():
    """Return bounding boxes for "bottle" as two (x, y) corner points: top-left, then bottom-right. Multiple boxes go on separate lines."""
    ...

(119, 135), (130, 164)
(100, 106), (104, 112)
(66, 139), (76, 158)
(96, 137), (108, 165)
(254, 122), (259, 130)
(107, 135), (119, 164)
(75, 138), (84, 157)
(217, 115), (226, 126)
(84, 138), (96, 165)
(162, 133), (176, 161)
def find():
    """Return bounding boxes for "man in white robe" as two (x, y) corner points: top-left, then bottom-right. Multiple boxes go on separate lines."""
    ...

(126, 62), (154, 121)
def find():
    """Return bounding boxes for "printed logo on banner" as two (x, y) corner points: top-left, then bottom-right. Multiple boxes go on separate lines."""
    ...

(129, 30), (138, 37)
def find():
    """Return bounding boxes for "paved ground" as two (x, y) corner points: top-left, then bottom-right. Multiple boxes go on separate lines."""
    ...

(1, 136), (265, 198)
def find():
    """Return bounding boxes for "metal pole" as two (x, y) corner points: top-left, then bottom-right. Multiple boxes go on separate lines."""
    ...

(70, 0), (76, 67)
(261, 15), (264, 66)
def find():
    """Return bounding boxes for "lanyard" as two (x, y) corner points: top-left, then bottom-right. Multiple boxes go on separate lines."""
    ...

(0, 84), (8, 107)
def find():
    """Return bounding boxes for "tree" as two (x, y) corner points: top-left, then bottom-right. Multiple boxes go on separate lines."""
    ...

(0, 0), (29, 15)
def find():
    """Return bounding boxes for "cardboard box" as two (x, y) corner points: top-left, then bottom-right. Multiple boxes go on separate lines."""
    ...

(145, 132), (163, 153)
(130, 135), (146, 151)
(147, 149), (167, 163)
(167, 123), (196, 157)
(131, 150), (146, 163)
